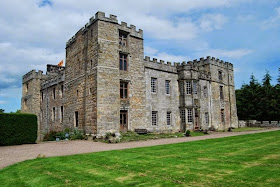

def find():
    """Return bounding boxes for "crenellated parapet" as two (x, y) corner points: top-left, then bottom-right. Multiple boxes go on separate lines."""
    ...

(47, 64), (65, 74)
(66, 11), (143, 47)
(22, 69), (43, 83)
(144, 56), (177, 73)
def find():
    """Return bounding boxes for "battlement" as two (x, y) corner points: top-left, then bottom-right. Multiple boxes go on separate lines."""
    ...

(47, 64), (65, 74)
(144, 56), (234, 73)
(144, 56), (177, 73)
(22, 69), (43, 83)
(66, 11), (143, 47)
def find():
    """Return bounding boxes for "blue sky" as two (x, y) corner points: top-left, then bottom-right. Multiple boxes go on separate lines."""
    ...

(0, 0), (279, 112)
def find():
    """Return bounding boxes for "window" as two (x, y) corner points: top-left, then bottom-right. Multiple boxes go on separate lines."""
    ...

(151, 78), (157, 93)
(186, 81), (191, 94)
(119, 53), (128, 71)
(218, 70), (223, 81)
(152, 111), (157, 126)
(119, 32), (127, 46)
(203, 86), (208, 97)
(221, 109), (225, 123)
(220, 86), (224, 100)
(75, 111), (79, 127)
(52, 107), (55, 121)
(193, 81), (198, 94)
(120, 81), (128, 99)
(77, 90), (79, 97)
(187, 109), (193, 123)
(167, 111), (171, 126)
(179, 81), (184, 95)
(90, 29), (93, 38)
(180, 109), (186, 123)
(205, 112), (209, 125)
(53, 87), (56, 99)
(165, 80), (170, 95)
(60, 106), (63, 123)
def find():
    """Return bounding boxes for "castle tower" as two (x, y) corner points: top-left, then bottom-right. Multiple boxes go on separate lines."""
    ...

(64, 12), (147, 135)
(21, 70), (43, 141)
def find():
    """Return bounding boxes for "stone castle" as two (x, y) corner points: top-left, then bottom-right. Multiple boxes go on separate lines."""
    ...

(21, 11), (238, 140)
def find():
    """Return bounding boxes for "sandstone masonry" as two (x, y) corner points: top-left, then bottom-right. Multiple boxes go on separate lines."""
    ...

(21, 11), (238, 140)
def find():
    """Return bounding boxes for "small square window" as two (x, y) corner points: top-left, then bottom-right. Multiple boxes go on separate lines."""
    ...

(119, 53), (128, 71)
(186, 81), (191, 94)
(165, 80), (170, 95)
(119, 31), (128, 46)
(120, 81), (128, 99)
(187, 109), (193, 123)
(152, 111), (157, 126)
(151, 78), (157, 93)
(167, 111), (171, 126)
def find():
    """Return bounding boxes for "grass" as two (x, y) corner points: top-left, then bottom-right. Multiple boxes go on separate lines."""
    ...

(1, 131), (280, 186)
(119, 131), (206, 142)
(231, 127), (267, 132)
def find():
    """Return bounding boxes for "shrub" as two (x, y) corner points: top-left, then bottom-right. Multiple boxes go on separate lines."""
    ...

(185, 130), (191, 137)
(0, 113), (37, 146)
(70, 129), (84, 140)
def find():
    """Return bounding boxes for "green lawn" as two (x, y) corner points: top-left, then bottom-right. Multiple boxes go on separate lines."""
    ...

(231, 127), (266, 132)
(1, 131), (280, 186)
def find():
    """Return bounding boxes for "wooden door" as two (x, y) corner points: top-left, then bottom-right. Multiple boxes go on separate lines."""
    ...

(120, 110), (128, 132)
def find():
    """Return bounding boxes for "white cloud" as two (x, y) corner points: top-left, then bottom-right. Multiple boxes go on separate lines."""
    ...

(0, 101), (7, 104)
(262, 7), (280, 28)
(144, 46), (190, 62)
(199, 14), (228, 31)
(200, 49), (253, 59)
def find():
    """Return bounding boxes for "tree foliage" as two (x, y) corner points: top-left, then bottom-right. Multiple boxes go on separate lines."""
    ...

(236, 71), (280, 121)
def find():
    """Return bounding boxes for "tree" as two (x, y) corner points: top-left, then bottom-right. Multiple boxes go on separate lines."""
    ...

(277, 68), (280, 85)
(0, 109), (5, 113)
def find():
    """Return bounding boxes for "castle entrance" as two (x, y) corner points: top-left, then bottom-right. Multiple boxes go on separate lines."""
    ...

(120, 110), (128, 132)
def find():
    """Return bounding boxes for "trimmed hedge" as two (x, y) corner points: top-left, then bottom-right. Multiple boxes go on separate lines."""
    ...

(0, 113), (37, 146)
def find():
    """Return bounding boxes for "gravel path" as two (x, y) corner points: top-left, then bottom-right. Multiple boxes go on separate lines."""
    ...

(0, 128), (279, 169)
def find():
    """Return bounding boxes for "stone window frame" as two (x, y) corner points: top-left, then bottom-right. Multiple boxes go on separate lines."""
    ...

(203, 86), (208, 97)
(220, 85), (224, 100)
(53, 87), (56, 100)
(218, 70), (223, 81)
(165, 80), (170, 95)
(119, 30), (128, 47)
(120, 81), (129, 99)
(119, 53), (128, 71)
(60, 106), (64, 123)
(52, 107), (55, 121)
(180, 109), (186, 123)
(74, 111), (79, 127)
(193, 81), (198, 95)
(151, 77), (157, 93)
(167, 111), (172, 126)
(152, 111), (158, 126)
(60, 85), (64, 98)
(187, 108), (193, 123)
(186, 81), (192, 95)
(205, 112), (209, 125)
(221, 109), (225, 123)
(179, 81), (184, 95)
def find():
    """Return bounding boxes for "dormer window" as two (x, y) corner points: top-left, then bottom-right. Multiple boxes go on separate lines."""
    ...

(119, 31), (128, 46)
